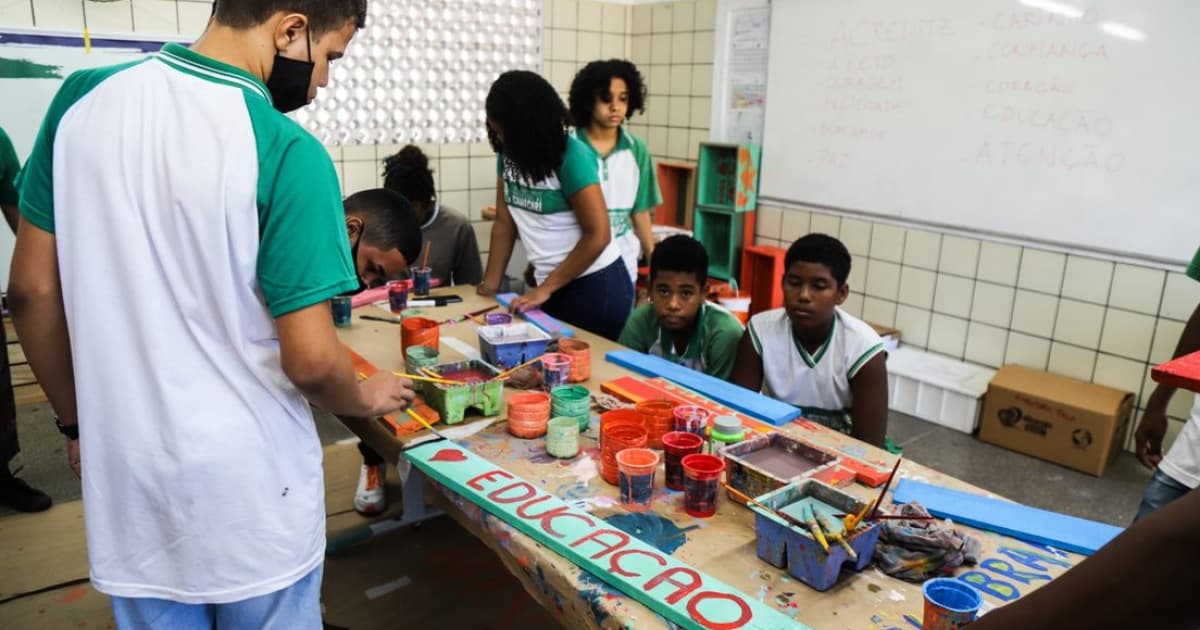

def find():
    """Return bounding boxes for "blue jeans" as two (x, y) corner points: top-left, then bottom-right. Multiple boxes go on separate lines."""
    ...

(542, 259), (634, 342)
(1134, 469), (1192, 523)
(110, 564), (322, 630)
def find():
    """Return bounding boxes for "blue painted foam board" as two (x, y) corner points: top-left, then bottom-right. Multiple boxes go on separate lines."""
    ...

(892, 479), (1123, 556)
(605, 349), (802, 426)
(494, 293), (575, 338)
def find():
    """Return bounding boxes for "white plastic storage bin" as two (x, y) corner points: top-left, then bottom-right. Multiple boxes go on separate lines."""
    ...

(886, 347), (995, 433)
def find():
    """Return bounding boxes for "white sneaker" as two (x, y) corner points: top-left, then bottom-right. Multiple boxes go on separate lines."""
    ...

(354, 464), (387, 516)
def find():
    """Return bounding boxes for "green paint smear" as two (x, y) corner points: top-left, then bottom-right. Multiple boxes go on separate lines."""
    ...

(0, 57), (63, 79)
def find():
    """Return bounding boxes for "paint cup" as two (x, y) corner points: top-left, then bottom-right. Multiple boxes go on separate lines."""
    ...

(540, 352), (573, 389)
(405, 345), (440, 372)
(636, 400), (677, 449)
(400, 316), (440, 355)
(922, 578), (983, 630)
(485, 312), (513, 326)
(672, 405), (711, 437)
(387, 280), (409, 313)
(616, 448), (660, 512)
(558, 338), (591, 382)
(718, 291), (751, 326)
(507, 391), (552, 439)
(709, 415), (746, 453)
(601, 425), (648, 485)
(331, 296), (352, 328)
(662, 431), (705, 491)
(411, 266), (433, 296)
(546, 416), (581, 458)
(599, 408), (644, 450)
(682, 453), (725, 518)
(550, 385), (592, 431)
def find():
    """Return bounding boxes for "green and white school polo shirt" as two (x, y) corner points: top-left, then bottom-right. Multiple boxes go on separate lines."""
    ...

(618, 302), (744, 380)
(747, 307), (885, 434)
(18, 43), (356, 603)
(499, 134), (621, 284)
(1158, 245), (1200, 488)
(571, 127), (661, 239)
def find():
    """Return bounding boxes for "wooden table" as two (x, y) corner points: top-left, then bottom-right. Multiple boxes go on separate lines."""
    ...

(336, 287), (1081, 629)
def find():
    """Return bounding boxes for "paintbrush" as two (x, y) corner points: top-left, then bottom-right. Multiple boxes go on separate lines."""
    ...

(492, 355), (545, 381)
(803, 505), (831, 554)
(361, 314), (403, 324)
(844, 500), (875, 531)
(439, 305), (499, 326)
(391, 371), (462, 386)
(404, 407), (452, 441)
(869, 457), (904, 521)
(722, 484), (811, 529)
(421, 241), (432, 269)
(815, 511), (859, 561)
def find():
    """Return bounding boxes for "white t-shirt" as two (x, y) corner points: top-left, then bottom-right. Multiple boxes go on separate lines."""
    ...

(1160, 396), (1200, 487)
(17, 44), (357, 603)
(747, 307), (885, 433)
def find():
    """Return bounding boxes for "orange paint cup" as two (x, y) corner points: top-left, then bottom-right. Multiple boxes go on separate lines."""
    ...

(400, 317), (440, 354)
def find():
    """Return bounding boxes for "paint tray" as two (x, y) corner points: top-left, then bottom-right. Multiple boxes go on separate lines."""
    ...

(477, 323), (552, 369)
(748, 479), (881, 591)
(721, 432), (840, 503)
(422, 360), (504, 425)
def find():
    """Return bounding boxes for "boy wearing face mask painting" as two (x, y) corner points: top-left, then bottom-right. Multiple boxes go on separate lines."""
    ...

(8, 2), (416, 627)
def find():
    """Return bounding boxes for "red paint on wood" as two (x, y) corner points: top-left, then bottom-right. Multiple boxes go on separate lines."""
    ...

(1152, 351), (1200, 394)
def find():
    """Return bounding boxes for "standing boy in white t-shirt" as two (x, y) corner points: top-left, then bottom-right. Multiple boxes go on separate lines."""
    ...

(732, 234), (889, 446)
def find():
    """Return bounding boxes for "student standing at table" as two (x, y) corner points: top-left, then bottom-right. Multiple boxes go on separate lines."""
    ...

(9, 2), (414, 627)
(568, 59), (661, 285)
(477, 70), (633, 341)
(381, 145), (483, 287)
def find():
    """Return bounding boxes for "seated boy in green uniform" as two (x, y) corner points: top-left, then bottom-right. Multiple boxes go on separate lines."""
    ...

(618, 235), (744, 380)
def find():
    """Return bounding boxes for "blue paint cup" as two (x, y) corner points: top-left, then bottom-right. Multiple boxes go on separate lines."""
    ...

(923, 578), (982, 630)
(331, 296), (352, 328)
(411, 266), (432, 296)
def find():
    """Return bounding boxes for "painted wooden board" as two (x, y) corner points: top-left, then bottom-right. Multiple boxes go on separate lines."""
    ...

(1151, 350), (1200, 394)
(403, 440), (805, 629)
(892, 479), (1123, 556)
(605, 350), (801, 426)
(344, 344), (442, 436)
(495, 293), (576, 338)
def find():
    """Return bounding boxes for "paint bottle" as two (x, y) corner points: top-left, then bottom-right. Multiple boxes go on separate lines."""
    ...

(330, 296), (352, 328)
(545, 416), (581, 458)
(708, 415), (745, 453)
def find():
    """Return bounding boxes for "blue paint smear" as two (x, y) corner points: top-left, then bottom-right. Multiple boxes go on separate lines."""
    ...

(604, 512), (698, 555)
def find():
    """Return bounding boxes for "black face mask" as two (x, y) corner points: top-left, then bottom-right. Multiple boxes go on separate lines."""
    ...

(266, 27), (315, 114)
(340, 232), (368, 296)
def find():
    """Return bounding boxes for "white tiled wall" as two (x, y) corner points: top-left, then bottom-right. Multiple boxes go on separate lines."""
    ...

(756, 203), (1198, 453)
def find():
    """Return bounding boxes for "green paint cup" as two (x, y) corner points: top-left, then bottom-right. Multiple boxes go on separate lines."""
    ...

(551, 385), (592, 431)
(546, 417), (581, 458)
(405, 345), (440, 372)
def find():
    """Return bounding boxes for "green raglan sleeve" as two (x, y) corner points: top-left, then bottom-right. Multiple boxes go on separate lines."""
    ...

(618, 304), (657, 352)
(705, 310), (745, 380)
(557, 135), (602, 198)
(0, 128), (20, 206)
(256, 132), (358, 318)
(1188, 246), (1200, 282)
(630, 134), (662, 214)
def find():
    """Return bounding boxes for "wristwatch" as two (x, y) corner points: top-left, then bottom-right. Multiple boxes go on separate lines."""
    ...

(54, 417), (79, 440)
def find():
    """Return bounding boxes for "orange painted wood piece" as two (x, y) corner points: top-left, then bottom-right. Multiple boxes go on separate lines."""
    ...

(740, 244), (787, 316)
(345, 344), (442, 436)
(811, 465), (858, 488)
(1151, 350), (1200, 394)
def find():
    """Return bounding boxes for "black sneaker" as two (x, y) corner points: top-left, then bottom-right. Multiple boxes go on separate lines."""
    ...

(0, 474), (52, 513)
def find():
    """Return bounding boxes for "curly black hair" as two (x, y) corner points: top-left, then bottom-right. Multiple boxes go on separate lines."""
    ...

(568, 59), (647, 129)
(485, 70), (569, 184)
(381, 145), (435, 207)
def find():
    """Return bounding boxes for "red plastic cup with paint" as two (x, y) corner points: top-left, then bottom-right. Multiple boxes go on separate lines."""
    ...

(601, 425), (648, 485)
(636, 399), (677, 449)
(400, 316), (439, 354)
(681, 453), (725, 518)
(922, 577), (982, 630)
(507, 392), (552, 438)
(661, 431), (705, 491)
(672, 405), (712, 437)
(616, 448), (660, 511)
(387, 279), (409, 313)
(540, 352), (573, 389)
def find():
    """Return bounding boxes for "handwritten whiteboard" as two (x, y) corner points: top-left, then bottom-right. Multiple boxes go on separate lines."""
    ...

(759, 1), (1200, 265)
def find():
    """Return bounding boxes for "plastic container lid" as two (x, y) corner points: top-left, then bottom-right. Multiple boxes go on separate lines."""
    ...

(713, 415), (742, 433)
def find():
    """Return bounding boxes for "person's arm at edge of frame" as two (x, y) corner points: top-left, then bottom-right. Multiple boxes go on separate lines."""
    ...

(848, 353), (887, 448)
(970, 485), (1200, 630)
(509, 184), (610, 312)
(8, 217), (80, 475)
(1134, 301), (1200, 468)
(477, 177), (515, 297)
(731, 329), (764, 392)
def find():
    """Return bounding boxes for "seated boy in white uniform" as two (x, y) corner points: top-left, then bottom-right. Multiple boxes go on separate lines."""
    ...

(732, 234), (889, 446)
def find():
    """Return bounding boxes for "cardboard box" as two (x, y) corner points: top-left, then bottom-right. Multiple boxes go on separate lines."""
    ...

(978, 364), (1133, 476)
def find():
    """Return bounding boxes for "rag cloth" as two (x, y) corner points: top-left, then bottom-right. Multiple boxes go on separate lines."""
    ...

(874, 501), (982, 581)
